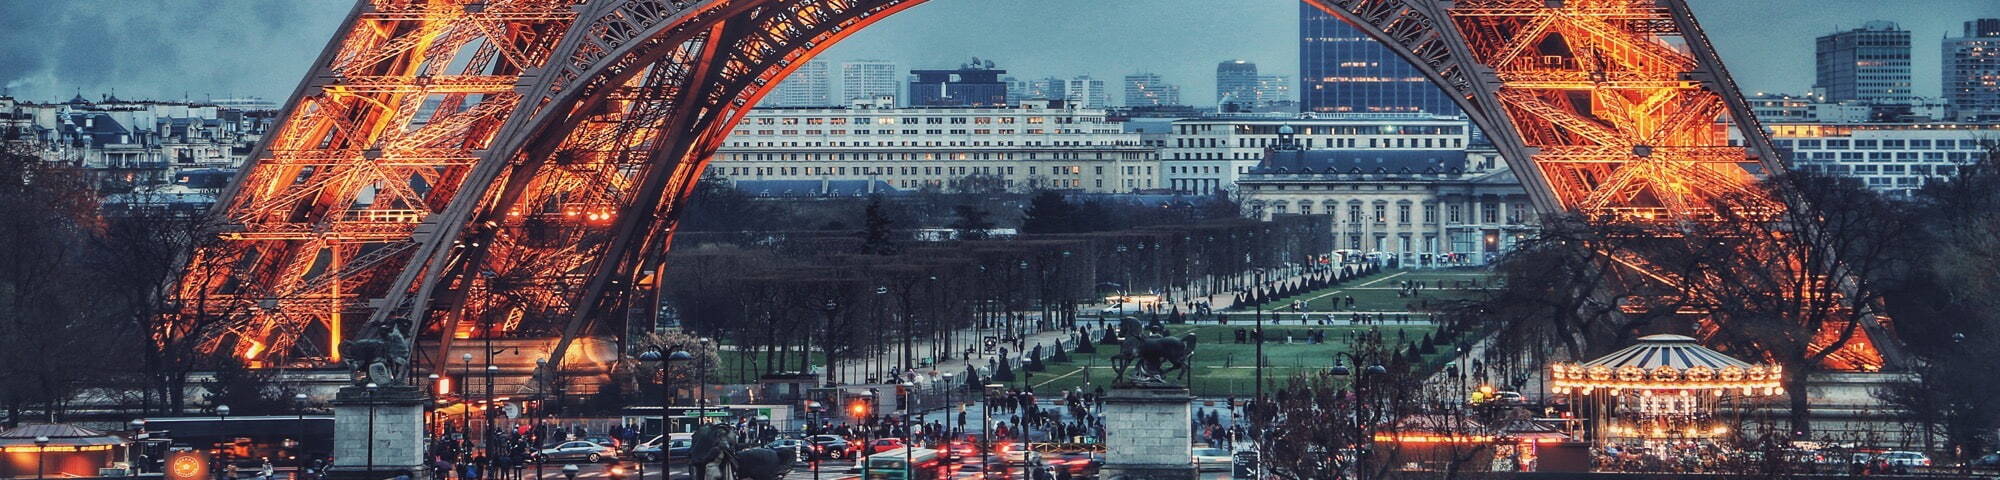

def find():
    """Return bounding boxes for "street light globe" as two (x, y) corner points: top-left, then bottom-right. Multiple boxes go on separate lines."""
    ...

(33, 435), (49, 446)
(1365, 364), (1388, 375)
(216, 405), (231, 416)
(488, 365), (500, 372)
(637, 350), (662, 362)
(462, 353), (474, 362)
(295, 393), (309, 402)
(667, 350), (695, 362)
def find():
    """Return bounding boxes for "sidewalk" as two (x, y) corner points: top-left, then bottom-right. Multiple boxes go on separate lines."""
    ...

(824, 266), (1352, 392)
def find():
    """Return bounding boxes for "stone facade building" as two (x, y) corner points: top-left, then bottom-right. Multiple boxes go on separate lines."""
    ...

(1237, 128), (1532, 267)
(708, 97), (1159, 194)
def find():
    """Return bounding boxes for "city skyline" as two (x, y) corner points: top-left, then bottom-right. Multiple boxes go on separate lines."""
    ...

(0, 1), (1992, 105)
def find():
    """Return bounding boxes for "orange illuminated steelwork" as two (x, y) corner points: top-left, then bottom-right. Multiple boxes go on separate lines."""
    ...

(167, 0), (1884, 376)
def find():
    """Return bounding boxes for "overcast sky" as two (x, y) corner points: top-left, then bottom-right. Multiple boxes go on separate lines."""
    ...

(0, 1), (1993, 104)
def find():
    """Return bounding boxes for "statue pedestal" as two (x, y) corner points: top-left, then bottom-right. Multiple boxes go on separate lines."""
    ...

(326, 384), (430, 480)
(1101, 386), (1196, 480)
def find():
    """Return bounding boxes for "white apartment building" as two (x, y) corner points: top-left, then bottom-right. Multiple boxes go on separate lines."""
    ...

(1238, 135), (1531, 267)
(764, 60), (831, 107)
(1162, 113), (1471, 194)
(1744, 122), (2000, 196)
(1065, 76), (1109, 110)
(709, 98), (1160, 194)
(840, 60), (902, 104)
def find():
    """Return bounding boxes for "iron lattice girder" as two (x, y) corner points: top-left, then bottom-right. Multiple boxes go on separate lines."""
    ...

(175, 0), (581, 361)
(179, 0), (1883, 372)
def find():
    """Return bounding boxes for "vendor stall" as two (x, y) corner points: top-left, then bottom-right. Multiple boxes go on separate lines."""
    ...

(0, 423), (131, 478)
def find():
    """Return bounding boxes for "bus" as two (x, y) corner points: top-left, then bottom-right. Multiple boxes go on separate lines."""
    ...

(139, 416), (335, 470)
(863, 447), (941, 480)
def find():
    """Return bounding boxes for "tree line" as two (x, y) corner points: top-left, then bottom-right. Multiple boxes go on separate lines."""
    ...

(1473, 145), (2000, 462)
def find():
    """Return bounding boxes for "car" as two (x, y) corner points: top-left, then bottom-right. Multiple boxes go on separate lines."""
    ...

(1192, 447), (1233, 471)
(537, 441), (617, 463)
(630, 435), (692, 463)
(1970, 452), (2000, 468)
(1491, 391), (1527, 405)
(764, 439), (812, 462)
(996, 443), (1042, 466)
(1879, 451), (1931, 469)
(806, 435), (857, 459)
(866, 438), (907, 454)
(1044, 451), (1101, 476)
(947, 462), (1013, 479)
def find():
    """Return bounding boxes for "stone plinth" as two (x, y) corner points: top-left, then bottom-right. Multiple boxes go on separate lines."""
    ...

(326, 384), (430, 480)
(1101, 386), (1197, 480)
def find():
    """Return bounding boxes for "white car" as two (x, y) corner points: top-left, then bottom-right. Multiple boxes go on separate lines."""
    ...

(1879, 451), (1931, 468)
(1192, 447), (1232, 471)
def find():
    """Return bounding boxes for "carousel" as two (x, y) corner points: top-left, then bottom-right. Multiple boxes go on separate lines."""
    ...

(1549, 334), (1782, 448)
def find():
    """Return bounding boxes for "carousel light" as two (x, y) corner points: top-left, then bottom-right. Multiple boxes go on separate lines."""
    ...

(1712, 426), (1730, 435)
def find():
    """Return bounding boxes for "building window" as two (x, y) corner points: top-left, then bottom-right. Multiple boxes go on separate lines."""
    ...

(1481, 203), (1498, 224)
(1373, 204), (1387, 224)
(1423, 203), (1437, 224)
(1347, 204), (1362, 224)
(1447, 204), (1462, 224)
(1397, 204), (1411, 225)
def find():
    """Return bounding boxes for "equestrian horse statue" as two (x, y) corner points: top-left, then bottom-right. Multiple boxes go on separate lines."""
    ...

(337, 316), (412, 386)
(686, 424), (794, 480)
(1108, 317), (1197, 387)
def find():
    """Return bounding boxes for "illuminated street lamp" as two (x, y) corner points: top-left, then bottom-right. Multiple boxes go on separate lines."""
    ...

(34, 435), (50, 480)
(639, 347), (694, 479)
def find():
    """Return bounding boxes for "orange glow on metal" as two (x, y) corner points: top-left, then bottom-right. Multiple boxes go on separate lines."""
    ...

(166, 0), (1879, 374)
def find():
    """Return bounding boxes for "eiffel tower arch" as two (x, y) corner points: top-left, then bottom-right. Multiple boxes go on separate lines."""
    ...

(170, 0), (1887, 388)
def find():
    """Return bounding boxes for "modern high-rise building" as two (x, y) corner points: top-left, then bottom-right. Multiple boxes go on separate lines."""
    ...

(1254, 74), (1292, 105)
(1299, 4), (1459, 115)
(840, 60), (902, 103)
(1066, 75), (1110, 109)
(909, 59), (1009, 107)
(763, 60), (830, 107)
(1814, 21), (1913, 104)
(1027, 77), (1067, 103)
(1943, 19), (2000, 122)
(1123, 73), (1182, 107)
(1216, 60), (1261, 107)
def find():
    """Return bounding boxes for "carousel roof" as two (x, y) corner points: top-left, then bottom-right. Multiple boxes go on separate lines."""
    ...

(1549, 334), (1784, 394)
(1583, 334), (1755, 372)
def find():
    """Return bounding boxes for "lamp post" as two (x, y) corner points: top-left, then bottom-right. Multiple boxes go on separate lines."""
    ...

(216, 405), (231, 475)
(1254, 268), (1266, 408)
(1328, 355), (1387, 480)
(294, 393), (309, 467)
(806, 401), (824, 480)
(640, 347), (693, 480)
(899, 382), (914, 479)
(941, 373), (956, 438)
(461, 352), (473, 450)
(34, 435), (50, 480)
(980, 385), (997, 478)
(485, 363), (500, 477)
